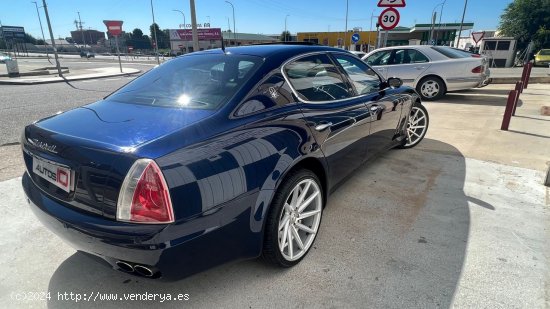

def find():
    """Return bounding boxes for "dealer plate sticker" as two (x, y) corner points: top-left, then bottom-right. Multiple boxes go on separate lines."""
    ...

(32, 156), (74, 193)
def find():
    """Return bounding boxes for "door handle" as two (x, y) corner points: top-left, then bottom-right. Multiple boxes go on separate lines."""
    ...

(370, 105), (381, 112)
(414, 66), (425, 70)
(314, 122), (332, 131)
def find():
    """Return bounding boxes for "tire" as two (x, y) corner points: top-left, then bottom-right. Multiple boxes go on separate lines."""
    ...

(416, 76), (445, 101)
(262, 169), (323, 267)
(398, 101), (429, 149)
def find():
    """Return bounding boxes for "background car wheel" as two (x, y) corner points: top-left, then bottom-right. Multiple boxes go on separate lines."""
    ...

(262, 169), (323, 267)
(398, 102), (429, 149)
(417, 76), (445, 101)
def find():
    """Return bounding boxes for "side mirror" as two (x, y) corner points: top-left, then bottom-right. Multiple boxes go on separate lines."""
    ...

(387, 77), (403, 88)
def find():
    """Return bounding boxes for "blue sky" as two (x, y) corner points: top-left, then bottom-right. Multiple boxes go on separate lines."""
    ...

(2, 0), (512, 39)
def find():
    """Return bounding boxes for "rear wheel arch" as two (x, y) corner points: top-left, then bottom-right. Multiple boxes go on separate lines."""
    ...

(257, 156), (328, 242)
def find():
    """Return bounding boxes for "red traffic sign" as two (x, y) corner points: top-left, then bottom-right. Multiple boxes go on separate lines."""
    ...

(378, 8), (400, 30)
(103, 20), (123, 36)
(471, 31), (485, 44)
(378, 0), (406, 7)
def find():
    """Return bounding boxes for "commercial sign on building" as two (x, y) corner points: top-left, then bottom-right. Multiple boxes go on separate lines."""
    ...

(169, 28), (223, 41)
(0, 26), (25, 39)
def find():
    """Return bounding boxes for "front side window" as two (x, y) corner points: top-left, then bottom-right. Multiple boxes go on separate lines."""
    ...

(107, 54), (263, 109)
(284, 53), (351, 102)
(333, 53), (381, 96)
(365, 50), (392, 65)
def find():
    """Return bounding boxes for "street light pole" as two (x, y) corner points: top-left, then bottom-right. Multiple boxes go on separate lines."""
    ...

(429, 2), (443, 45)
(225, 1), (236, 46)
(32, 1), (50, 61)
(150, 0), (160, 64)
(435, 0), (447, 45)
(41, 0), (62, 76)
(284, 14), (290, 42)
(344, 0), (349, 50)
(456, 0), (468, 48)
(173, 9), (188, 53)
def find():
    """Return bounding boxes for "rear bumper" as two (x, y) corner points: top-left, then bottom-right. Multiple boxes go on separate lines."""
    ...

(22, 172), (262, 281)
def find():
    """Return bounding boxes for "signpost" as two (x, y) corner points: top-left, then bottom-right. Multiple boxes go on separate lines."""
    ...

(351, 33), (360, 44)
(472, 31), (485, 45)
(376, 0), (405, 48)
(103, 20), (123, 73)
(377, 0), (406, 7)
(378, 8), (400, 30)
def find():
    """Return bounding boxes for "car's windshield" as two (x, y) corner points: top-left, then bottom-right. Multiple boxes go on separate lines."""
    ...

(431, 46), (472, 59)
(539, 50), (550, 55)
(107, 53), (263, 109)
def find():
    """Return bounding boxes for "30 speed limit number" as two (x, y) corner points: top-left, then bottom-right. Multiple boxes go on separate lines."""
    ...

(378, 7), (400, 30)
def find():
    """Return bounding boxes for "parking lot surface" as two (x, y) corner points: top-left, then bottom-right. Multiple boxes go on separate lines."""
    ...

(0, 83), (549, 308)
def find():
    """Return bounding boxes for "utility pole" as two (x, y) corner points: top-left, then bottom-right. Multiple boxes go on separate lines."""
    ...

(344, 0), (349, 50)
(41, 0), (62, 76)
(190, 0), (199, 51)
(150, 0), (159, 64)
(77, 11), (85, 47)
(225, 1), (236, 46)
(456, 0), (468, 48)
(32, 1), (50, 61)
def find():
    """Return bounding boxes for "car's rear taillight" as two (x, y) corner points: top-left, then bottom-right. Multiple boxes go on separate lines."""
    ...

(117, 159), (174, 224)
(471, 54), (481, 58)
(471, 65), (484, 73)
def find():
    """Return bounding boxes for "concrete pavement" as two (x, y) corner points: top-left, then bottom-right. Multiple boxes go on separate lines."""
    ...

(0, 67), (141, 85)
(0, 83), (549, 308)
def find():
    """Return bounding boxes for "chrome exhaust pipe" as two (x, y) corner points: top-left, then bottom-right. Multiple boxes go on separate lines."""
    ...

(116, 261), (134, 273)
(133, 265), (154, 277)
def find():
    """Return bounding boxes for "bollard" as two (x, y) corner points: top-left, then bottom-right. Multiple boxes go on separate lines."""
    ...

(524, 62), (533, 89)
(520, 64), (528, 93)
(501, 90), (517, 131)
(512, 81), (523, 116)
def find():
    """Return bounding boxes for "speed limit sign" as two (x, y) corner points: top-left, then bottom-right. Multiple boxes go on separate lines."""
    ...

(378, 7), (400, 30)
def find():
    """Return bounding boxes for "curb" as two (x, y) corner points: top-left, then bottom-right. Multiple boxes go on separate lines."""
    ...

(0, 70), (141, 85)
(491, 76), (550, 84)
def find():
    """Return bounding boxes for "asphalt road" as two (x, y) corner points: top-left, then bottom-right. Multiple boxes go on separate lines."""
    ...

(0, 63), (153, 146)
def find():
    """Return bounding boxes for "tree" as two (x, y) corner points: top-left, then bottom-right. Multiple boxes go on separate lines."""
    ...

(127, 28), (151, 50)
(149, 23), (170, 49)
(24, 33), (38, 44)
(280, 30), (291, 42)
(498, 0), (550, 50)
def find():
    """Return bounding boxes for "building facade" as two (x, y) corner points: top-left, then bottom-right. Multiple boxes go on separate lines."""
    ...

(70, 29), (105, 45)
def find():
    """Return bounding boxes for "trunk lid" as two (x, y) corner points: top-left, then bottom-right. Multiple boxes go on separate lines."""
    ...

(23, 100), (216, 219)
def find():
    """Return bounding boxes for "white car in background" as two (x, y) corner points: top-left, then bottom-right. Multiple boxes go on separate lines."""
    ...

(362, 46), (491, 100)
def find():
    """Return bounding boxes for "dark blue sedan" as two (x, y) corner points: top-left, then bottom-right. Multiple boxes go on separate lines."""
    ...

(22, 44), (429, 280)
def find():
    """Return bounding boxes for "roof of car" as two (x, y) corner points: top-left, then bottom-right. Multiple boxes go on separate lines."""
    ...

(194, 44), (351, 59)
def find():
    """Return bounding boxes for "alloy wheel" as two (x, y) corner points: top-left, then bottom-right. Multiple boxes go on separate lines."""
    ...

(420, 80), (440, 99)
(277, 178), (322, 261)
(405, 105), (428, 147)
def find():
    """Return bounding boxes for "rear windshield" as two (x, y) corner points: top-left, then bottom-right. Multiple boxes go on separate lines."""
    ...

(107, 54), (263, 109)
(431, 46), (472, 59)
(540, 50), (550, 55)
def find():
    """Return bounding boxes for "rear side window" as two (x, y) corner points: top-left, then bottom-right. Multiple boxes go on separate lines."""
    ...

(333, 53), (381, 95)
(431, 46), (471, 59)
(107, 54), (263, 109)
(284, 53), (351, 102)
(235, 71), (294, 116)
